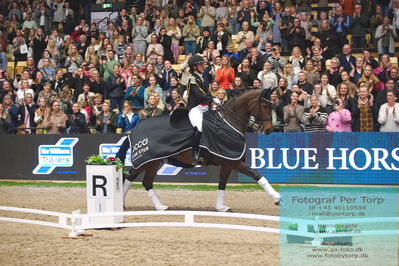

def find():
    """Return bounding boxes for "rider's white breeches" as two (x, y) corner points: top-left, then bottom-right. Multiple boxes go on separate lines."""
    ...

(188, 105), (208, 132)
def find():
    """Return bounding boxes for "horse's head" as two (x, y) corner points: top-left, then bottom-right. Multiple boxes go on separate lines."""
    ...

(251, 89), (273, 135)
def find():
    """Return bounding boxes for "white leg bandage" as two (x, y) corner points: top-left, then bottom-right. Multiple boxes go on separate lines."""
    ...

(215, 190), (231, 212)
(147, 189), (168, 211)
(258, 177), (280, 202)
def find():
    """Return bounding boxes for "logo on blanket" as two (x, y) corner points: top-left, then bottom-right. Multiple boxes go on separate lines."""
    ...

(131, 138), (149, 161)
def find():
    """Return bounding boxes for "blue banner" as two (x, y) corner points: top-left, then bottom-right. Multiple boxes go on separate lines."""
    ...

(241, 133), (399, 185)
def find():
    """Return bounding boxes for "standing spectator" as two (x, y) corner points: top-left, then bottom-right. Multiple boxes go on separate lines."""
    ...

(132, 17), (148, 60)
(118, 101), (140, 133)
(159, 28), (174, 63)
(147, 34), (164, 65)
(13, 30), (27, 63)
(237, 0), (252, 25)
(0, 102), (10, 134)
(237, 58), (257, 88)
(216, 0), (229, 24)
(352, 84), (374, 132)
(257, 61), (278, 90)
(37, 82), (57, 106)
(161, 60), (178, 93)
(167, 17), (182, 64)
(279, 7), (295, 52)
(182, 15), (200, 55)
(350, 4), (369, 49)
(198, 0), (216, 33)
(42, 99), (68, 134)
(326, 97), (352, 132)
(100, 50), (119, 82)
(378, 90), (399, 132)
(268, 46), (286, 75)
(337, 44), (356, 74)
(144, 76), (163, 107)
(228, 0), (241, 34)
(52, 0), (66, 30)
(211, 23), (230, 56)
(142, 94), (163, 119)
(125, 75), (145, 110)
(375, 17), (397, 56)
(320, 73), (337, 112)
(65, 45), (83, 76)
(301, 95), (328, 132)
(34, 97), (50, 134)
(96, 101), (117, 134)
(67, 103), (88, 134)
(34, 3), (52, 34)
(283, 91), (305, 132)
(272, 2), (283, 46)
(358, 65), (383, 96)
(216, 56), (235, 96)
(40, 59), (56, 82)
(107, 65), (126, 112)
(304, 60), (320, 86)
(332, 5), (350, 49)
(16, 93), (36, 134)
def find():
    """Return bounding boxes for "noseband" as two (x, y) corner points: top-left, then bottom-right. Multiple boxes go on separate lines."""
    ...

(254, 93), (273, 124)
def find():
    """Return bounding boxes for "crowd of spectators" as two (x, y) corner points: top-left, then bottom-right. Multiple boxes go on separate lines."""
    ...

(0, 0), (398, 135)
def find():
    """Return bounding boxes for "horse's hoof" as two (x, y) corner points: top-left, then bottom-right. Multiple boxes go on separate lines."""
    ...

(216, 206), (232, 212)
(156, 205), (169, 211)
(274, 197), (282, 206)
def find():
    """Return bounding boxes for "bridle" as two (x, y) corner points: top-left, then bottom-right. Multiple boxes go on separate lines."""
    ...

(219, 91), (273, 132)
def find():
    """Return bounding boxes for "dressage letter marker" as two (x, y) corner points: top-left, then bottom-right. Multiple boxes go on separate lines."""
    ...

(86, 165), (124, 224)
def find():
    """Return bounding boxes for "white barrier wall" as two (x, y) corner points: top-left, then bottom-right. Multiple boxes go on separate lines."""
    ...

(86, 165), (123, 224)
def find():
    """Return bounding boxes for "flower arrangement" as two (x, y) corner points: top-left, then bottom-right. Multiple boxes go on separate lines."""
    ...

(85, 155), (125, 172)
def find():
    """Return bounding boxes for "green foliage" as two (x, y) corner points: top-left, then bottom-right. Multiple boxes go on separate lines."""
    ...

(85, 155), (125, 172)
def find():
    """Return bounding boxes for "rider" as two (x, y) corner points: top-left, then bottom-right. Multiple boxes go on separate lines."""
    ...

(187, 55), (220, 165)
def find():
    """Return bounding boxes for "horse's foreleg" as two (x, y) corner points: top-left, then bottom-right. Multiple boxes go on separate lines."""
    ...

(234, 161), (280, 205)
(142, 161), (168, 211)
(123, 168), (141, 206)
(216, 164), (232, 212)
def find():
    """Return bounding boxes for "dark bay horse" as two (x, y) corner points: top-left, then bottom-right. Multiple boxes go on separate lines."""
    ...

(121, 89), (280, 211)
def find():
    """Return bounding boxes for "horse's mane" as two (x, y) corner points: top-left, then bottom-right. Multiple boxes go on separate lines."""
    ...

(224, 89), (262, 109)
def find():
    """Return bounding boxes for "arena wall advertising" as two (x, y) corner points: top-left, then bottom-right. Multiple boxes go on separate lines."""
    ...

(0, 133), (397, 184)
(241, 132), (399, 185)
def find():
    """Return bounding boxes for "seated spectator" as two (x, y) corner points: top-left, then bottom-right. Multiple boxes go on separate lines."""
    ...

(374, 16), (397, 56)
(362, 50), (379, 69)
(215, 88), (228, 105)
(350, 4), (369, 49)
(42, 99), (68, 134)
(67, 103), (89, 134)
(118, 101), (140, 133)
(34, 97), (51, 134)
(38, 82), (57, 107)
(166, 88), (187, 113)
(247, 48), (263, 73)
(301, 95), (328, 132)
(283, 91), (305, 132)
(96, 101), (117, 134)
(297, 71), (313, 95)
(209, 81), (220, 97)
(0, 102), (10, 134)
(238, 39), (254, 61)
(90, 71), (106, 95)
(326, 98), (352, 132)
(378, 90), (399, 132)
(270, 89), (285, 131)
(59, 86), (73, 114)
(91, 93), (104, 117)
(151, 91), (165, 112)
(99, 49), (119, 82)
(12, 29), (27, 63)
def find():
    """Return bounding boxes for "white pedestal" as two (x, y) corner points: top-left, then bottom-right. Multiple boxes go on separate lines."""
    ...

(86, 165), (123, 225)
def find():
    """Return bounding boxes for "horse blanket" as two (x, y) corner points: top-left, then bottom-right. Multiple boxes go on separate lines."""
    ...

(128, 109), (246, 169)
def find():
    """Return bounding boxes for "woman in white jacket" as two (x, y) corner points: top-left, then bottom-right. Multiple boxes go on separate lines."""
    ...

(378, 90), (399, 132)
(320, 73), (336, 111)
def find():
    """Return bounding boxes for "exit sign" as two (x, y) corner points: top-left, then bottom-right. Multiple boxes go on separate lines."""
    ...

(102, 3), (112, 8)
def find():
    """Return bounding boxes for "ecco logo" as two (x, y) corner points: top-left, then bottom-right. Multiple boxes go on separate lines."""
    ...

(133, 138), (148, 151)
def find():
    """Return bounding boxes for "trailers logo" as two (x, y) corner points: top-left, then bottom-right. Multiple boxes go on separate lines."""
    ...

(33, 138), (79, 175)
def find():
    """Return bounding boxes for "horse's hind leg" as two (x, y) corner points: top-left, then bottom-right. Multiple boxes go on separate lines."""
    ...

(142, 161), (168, 211)
(233, 161), (280, 205)
(215, 164), (232, 212)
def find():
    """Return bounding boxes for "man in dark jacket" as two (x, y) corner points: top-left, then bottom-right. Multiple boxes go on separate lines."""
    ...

(350, 4), (369, 49)
(279, 7), (295, 52)
(332, 5), (350, 50)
